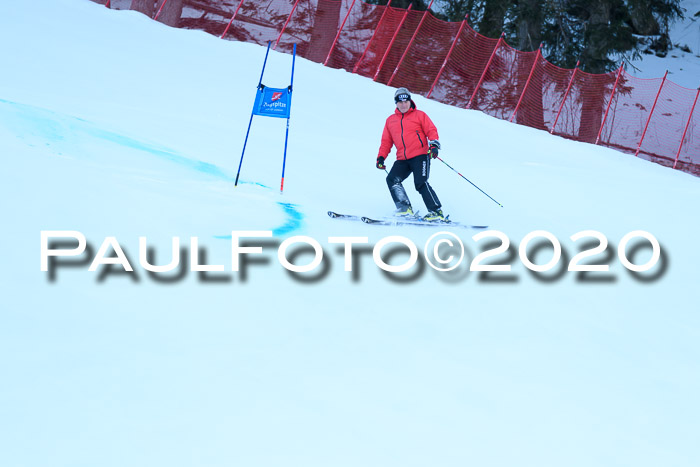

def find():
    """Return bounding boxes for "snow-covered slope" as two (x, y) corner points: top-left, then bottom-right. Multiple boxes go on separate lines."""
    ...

(630, 0), (700, 87)
(1, 1), (700, 466)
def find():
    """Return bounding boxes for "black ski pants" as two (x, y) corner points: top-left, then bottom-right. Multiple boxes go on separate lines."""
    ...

(386, 154), (442, 212)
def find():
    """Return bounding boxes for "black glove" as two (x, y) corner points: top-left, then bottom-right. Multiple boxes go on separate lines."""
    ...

(428, 140), (440, 159)
(376, 156), (386, 170)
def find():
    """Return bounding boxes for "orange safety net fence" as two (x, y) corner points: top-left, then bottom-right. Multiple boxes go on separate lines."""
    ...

(99, 0), (700, 177)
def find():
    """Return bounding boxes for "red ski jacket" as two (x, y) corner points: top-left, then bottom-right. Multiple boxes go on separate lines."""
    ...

(378, 105), (439, 161)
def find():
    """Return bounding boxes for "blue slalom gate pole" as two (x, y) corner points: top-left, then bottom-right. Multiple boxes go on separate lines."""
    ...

(279, 43), (296, 193)
(235, 41), (272, 187)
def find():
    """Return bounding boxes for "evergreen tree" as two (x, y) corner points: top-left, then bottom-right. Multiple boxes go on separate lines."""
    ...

(435, 0), (480, 22)
(479, 0), (513, 38)
(435, 0), (683, 73)
(515, 0), (544, 51)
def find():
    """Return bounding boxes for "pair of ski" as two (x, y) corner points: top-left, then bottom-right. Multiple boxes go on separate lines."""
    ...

(328, 211), (488, 230)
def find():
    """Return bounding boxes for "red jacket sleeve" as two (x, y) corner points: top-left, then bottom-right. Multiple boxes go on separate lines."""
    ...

(421, 112), (439, 141)
(378, 119), (393, 159)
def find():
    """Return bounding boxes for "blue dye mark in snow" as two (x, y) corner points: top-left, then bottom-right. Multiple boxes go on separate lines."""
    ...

(86, 126), (233, 180)
(273, 203), (304, 236)
(0, 98), (303, 235)
(213, 202), (304, 239)
(0, 98), (238, 182)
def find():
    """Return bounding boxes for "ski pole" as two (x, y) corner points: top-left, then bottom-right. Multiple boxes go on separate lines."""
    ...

(436, 156), (503, 207)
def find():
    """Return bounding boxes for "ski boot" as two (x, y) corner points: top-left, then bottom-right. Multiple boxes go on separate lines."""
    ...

(394, 206), (415, 218)
(423, 209), (447, 222)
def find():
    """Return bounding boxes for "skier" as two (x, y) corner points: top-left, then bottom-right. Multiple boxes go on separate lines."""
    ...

(376, 87), (445, 221)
